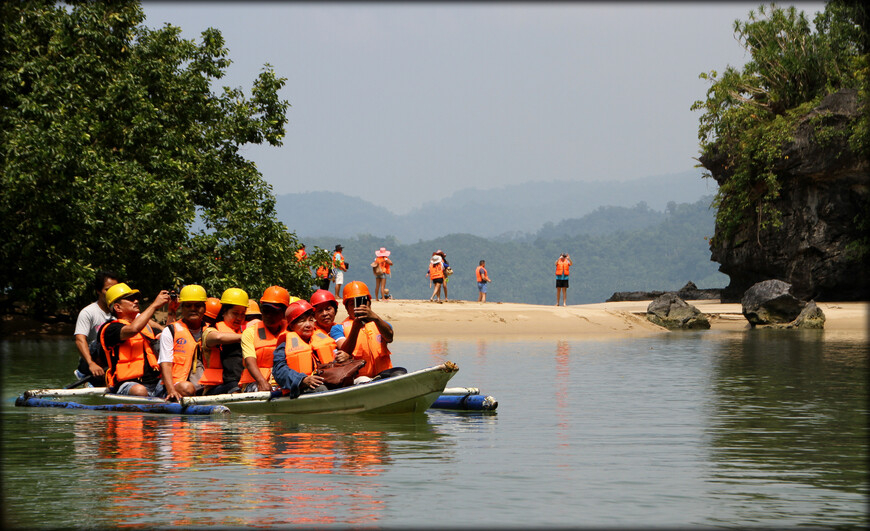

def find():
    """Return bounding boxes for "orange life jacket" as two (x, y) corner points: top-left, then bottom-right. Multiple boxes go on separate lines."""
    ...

(310, 329), (337, 365)
(295, 248), (307, 262)
(476, 265), (488, 282)
(200, 321), (239, 387)
(282, 332), (316, 375)
(168, 321), (201, 385)
(102, 319), (159, 388)
(238, 321), (284, 385)
(428, 262), (444, 280)
(342, 319), (392, 377)
(315, 266), (329, 279)
(556, 259), (571, 276)
(333, 251), (346, 271)
(376, 256), (391, 275)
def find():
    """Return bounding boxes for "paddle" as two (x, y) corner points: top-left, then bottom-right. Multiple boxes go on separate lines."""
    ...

(64, 375), (94, 389)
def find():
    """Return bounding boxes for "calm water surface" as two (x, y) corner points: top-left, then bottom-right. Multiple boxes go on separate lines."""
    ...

(2, 331), (867, 528)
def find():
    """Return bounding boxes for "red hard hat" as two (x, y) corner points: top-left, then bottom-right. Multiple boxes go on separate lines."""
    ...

(310, 289), (337, 309)
(285, 300), (314, 325)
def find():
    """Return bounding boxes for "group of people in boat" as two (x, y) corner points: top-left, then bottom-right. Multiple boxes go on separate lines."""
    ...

(73, 271), (404, 401)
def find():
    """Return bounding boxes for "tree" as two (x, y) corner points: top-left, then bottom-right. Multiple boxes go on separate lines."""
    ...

(691, 1), (868, 239)
(0, 0), (311, 313)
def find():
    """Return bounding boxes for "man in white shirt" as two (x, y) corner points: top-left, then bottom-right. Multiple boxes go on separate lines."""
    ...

(73, 271), (119, 385)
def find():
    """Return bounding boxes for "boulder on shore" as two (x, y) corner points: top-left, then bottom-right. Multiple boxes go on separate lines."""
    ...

(646, 293), (711, 330)
(741, 279), (804, 326)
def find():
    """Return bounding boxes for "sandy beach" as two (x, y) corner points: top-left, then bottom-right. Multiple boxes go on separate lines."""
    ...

(336, 299), (869, 342)
(2, 299), (866, 341)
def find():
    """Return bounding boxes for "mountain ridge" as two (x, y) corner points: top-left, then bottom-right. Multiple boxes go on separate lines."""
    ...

(277, 169), (717, 242)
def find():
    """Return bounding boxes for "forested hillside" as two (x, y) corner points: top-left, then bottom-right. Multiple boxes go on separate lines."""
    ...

(303, 197), (726, 305)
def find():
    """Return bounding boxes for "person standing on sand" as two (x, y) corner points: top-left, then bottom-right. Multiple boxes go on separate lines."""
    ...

(371, 247), (393, 301)
(427, 253), (445, 302)
(555, 253), (573, 306)
(476, 260), (491, 302)
(332, 244), (348, 298)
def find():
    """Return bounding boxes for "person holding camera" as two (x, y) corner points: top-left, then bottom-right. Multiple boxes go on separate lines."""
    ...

(333, 281), (405, 382)
(555, 253), (574, 306)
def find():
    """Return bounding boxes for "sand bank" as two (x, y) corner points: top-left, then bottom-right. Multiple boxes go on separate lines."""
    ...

(338, 299), (868, 342)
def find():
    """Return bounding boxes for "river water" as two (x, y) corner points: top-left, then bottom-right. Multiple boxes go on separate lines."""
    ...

(1, 330), (867, 528)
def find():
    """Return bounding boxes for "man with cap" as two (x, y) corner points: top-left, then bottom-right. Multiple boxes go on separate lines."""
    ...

(100, 283), (172, 396)
(332, 244), (348, 298)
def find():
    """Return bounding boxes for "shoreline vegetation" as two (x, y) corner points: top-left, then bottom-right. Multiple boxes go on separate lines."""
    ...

(3, 300), (866, 342)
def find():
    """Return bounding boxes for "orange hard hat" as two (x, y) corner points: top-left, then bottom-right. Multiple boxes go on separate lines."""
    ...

(246, 299), (261, 316)
(204, 297), (222, 319)
(310, 289), (337, 309)
(260, 285), (290, 306)
(285, 300), (314, 324)
(342, 281), (370, 301)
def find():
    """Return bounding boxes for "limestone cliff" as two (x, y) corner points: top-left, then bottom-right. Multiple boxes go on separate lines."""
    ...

(701, 89), (869, 302)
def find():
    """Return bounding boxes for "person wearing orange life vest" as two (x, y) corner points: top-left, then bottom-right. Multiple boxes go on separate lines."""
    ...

(332, 244), (348, 298)
(335, 281), (406, 382)
(555, 252), (574, 306)
(310, 290), (352, 362)
(201, 288), (249, 395)
(371, 247), (393, 301)
(100, 283), (172, 396)
(427, 253), (445, 302)
(314, 264), (331, 291)
(239, 286), (291, 392)
(156, 284), (208, 402)
(476, 260), (492, 302)
(295, 243), (307, 262)
(271, 300), (330, 398)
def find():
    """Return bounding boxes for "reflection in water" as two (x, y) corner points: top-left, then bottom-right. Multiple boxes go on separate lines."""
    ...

(476, 339), (487, 361)
(55, 413), (448, 527)
(428, 339), (449, 364)
(554, 340), (571, 448)
(706, 331), (869, 526)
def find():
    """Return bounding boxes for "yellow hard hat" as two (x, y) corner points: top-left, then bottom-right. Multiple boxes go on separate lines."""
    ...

(178, 285), (207, 303)
(220, 288), (249, 308)
(105, 283), (140, 306)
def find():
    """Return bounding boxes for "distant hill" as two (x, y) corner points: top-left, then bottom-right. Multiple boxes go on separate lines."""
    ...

(277, 169), (717, 242)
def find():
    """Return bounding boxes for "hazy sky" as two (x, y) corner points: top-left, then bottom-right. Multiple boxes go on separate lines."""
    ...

(142, 2), (826, 214)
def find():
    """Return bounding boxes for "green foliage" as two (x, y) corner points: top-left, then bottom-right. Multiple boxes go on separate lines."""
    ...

(691, 1), (867, 240)
(306, 198), (725, 305)
(0, 0), (307, 313)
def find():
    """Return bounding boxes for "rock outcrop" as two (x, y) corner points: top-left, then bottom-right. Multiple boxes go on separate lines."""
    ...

(608, 281), (722, 302)
(701, 89), (869, 302)
(646, 293), (710, 330)
(740, 279), (825, 329)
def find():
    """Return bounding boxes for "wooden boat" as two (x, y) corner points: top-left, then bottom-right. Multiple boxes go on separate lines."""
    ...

(18, 362), (459, 416)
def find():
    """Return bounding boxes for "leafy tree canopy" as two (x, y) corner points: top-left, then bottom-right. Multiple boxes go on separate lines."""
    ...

(1, 0), (315, 313)
(691, 1), (868, 238)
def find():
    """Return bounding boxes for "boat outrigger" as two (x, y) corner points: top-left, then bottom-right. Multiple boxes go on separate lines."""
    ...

(16, 362), (488, 416)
